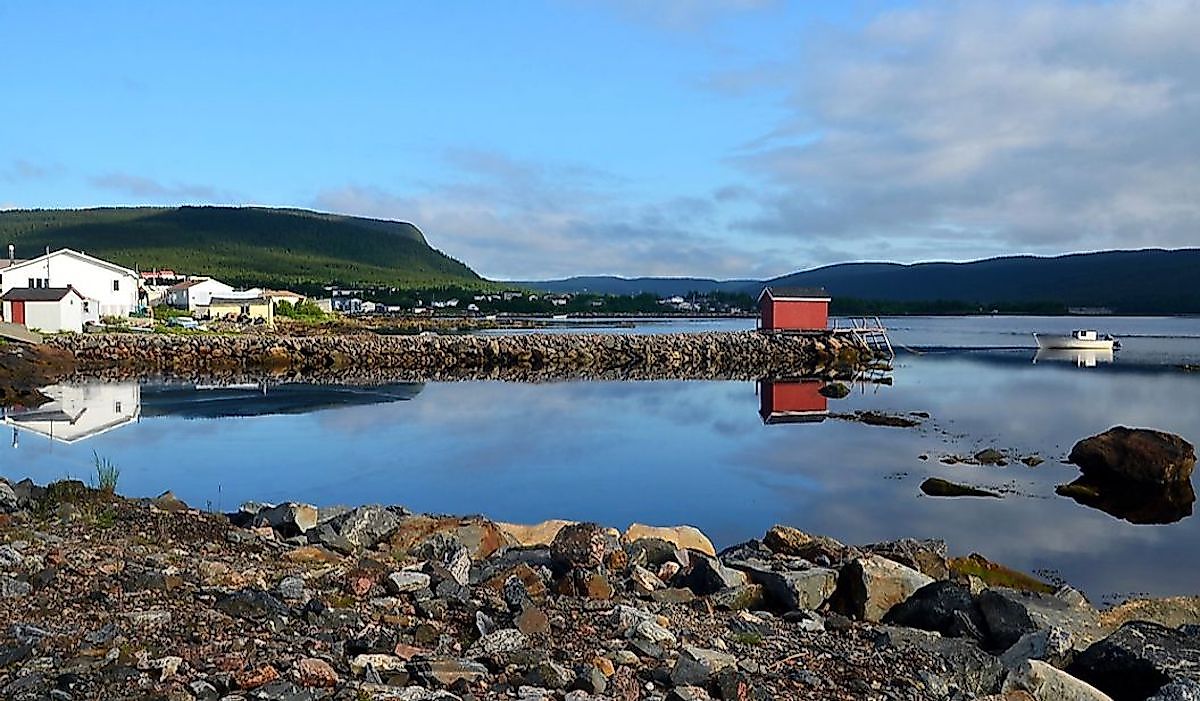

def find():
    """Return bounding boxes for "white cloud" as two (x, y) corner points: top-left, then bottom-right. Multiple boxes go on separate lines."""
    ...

(89, 173), (240, 202)
(730, 0), (1200, 262)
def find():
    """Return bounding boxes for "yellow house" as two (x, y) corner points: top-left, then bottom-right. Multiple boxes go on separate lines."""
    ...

(206, 295), (274, 326)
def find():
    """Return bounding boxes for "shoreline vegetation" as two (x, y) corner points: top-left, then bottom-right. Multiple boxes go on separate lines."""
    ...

(2, 477), (1198, 700)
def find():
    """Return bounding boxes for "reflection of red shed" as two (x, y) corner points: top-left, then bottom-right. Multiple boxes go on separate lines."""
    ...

(758, 379), (829, 424)
(757, 287), (830, 332)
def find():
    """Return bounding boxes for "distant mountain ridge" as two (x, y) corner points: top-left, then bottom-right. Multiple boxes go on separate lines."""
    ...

(0, 206), (481, 288)
(517, 249), (1200, 313)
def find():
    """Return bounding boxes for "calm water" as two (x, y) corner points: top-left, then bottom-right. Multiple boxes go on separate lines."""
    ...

(3, 316), (1199, 600)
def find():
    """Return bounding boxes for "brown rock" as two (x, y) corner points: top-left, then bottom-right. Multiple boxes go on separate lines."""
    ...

(583, 572), (614, 600)
(516, 604), (551, 636)
(551, 522), (619, 570)
(282, 545), (343, 564)
(389, 515), (512, 560)
(622, 524), (716, 557)
(1069, 426), (1195, 485)
(234, 665), (279, 690)
(296, 658), (338, 688)
(763, 525), (846, 561)
(497, 519), (575, 547)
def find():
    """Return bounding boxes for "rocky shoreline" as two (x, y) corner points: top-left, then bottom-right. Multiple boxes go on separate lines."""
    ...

(47, 331), (876, 382)
(3, 478), (1199, 701)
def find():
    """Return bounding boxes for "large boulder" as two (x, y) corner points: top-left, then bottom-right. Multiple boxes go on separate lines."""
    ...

(1068, 621), (1200, 701)
(1002, 660), (1115, 701)
(875, 627), (1005, 697)
(866, 538), (950, 579)
(882, 580), (985, 640)
(390, 516), (513, 561)
(677, 553), (747, 596)
(762, 525), (847, 563)
(253, 502), (319, 537)
(497, 519), (575, 547)
(1068, 427), (1195, 485)
(0, 481), (17, 514)
(550, 522), (620, 571)
(622, 524), (715, 557)
(670, 646), (737, 687)
(834, 555), (933, 622)
(979, 587), (1102, 652)
(311, 505), (402, 550)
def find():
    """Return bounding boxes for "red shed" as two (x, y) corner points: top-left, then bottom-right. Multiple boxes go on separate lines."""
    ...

(758, 379), (828, 424)
(757, 286), (830, 332)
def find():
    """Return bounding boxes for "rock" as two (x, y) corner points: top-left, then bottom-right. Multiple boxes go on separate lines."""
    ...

(1002, 660), (1114, 701)
(516, 604), (550, 636)
(416, 533), (472, 587)
(882, 580), (985, 640)
(979, 587), (1101, 652)
(0, 576), (31, 598)
(0, 481), (20, 513)
(680, 553), (747, 595)
(277, 576), (307, 601)
(295, 658), (338, 688)
(1150, 680), (1200, 701)
(254, 502), (319, 536)
(528, 661), (574, 690)
(671, 646), (737, 687)
(976, 448), (1008, 465)
(469, 628), (528, 657)
(234, 665), (279, 690)
(634, 619), (677, 645)
(1069, 427), (1196, 485)
(867, 537), (950, 579)
(711, 584), (766, 611)
(834, 555), (934, 622)
(390, 515), (512, 561)
(498, 519), (575, 547)
(762, 525), (846, 562)
(949, 554), (1055, 594)
(667, 686), (711, 701)
(410, 658), (488, 687)
(281, 545), (343, 564)
(819, 382), (851, 399)
(350, 653), (406, 676)
(921, 477), (1002, 498)
(626, 537), (687, 569)
(622, 524), (716, 557)
(876, 626), (1005, 697)
(652, 588), (697, 605)
(1101, 596), (1200, 631)
(324, 505), (401, 549)
(1068, 621), (1200, 701)
(550, 522), (619, 570)
(630, 565), (666, 594)
(1022, 456), (1046, 467)
(214, 589), (290, 620)
(385, 570), (432, 594)
(1000, 627), (1076, 670)
(756, 567), (838, 612)
(0, 544), (20, 570)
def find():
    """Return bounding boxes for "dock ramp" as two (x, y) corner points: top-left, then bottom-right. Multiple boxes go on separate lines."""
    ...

(0, 322), (44, 345)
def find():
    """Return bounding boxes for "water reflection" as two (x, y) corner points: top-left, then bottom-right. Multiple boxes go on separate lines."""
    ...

(4, 383), (141, 445)
(1033, 348), (1115, 367)
(757, 379), (828, 424)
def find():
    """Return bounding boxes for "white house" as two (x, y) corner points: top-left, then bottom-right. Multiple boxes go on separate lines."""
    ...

(5, 382), (141, 444)
(0, 248), (140, 317)
(166, 278), (234, 310)
(0, 287), (97, 333)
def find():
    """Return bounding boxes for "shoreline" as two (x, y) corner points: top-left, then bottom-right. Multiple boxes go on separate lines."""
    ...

(2, 478), (1198, 700)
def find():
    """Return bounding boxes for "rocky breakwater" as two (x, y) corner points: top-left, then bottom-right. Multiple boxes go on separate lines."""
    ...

(1056, 427), (1196, 525)
(0, 343), (75, 406)
(5, 481), (1200, 700)
(49, 331), (875, 382)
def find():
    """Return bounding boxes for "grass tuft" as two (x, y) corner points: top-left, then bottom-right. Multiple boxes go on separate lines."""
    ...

(93, 451), (120, 494)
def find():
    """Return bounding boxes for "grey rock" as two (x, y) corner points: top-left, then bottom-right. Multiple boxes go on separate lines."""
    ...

(0, 481), (17, 513)
(1069, 621), (1200, 701)
(0, 576), (31, 598)
(866, 537), (950, 579)
(1150, 680), (1200, 701)
(187, 680), (219, 700)
(979, 587), (1101, 651)
(739, 564), (838, 611)
(409, 658), (489, 687)
(214, 589), (290, 620)
(1002, 659), (1114, 701)
(883, 580), (985, 640)
(0, 545), (23, 570)
(253, 502), (319, 536)
(276, 576), (307, 601)
(667, 686), (711, 701)
(326, 505), (401, 549)
(416, 533), (471, 587)
(835, 555), (934, 622)
(680, 553), (747, 595)
(1000, 627), (1076, 670)
(385, 570), (432, 594)
(671, 645), (737, 687)
(875, 626), (1004, 697)
(468, 628), (528, 658)
(528, 660), (574, 690)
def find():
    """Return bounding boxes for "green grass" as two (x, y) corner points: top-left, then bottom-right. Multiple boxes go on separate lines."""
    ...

(93, 451), (120, 494)
(0, 206), (484, 289)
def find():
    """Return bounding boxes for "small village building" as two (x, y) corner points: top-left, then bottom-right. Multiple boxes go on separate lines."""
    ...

(758, 379), (829, 424)
(261, 289), (305, 308)
(205, 295), (274, 326)
(0, 287), (96, 333)
(0, 248), (140, 317)
(757, 286), (831, 332)
(166, 278), (234, 310)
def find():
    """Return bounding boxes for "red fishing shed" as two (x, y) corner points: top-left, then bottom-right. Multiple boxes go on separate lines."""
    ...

(757, 286), (831, 332)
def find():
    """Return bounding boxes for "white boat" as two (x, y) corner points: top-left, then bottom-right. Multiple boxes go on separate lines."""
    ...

(1032, 329), (1119, 351)
(1033, 348), (1114, 368)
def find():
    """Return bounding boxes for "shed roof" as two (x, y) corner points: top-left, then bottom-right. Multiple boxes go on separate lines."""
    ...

(759, 286), (830, 301)
(1, 287), (85, 302)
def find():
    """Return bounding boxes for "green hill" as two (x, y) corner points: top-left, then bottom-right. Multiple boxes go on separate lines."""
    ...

(0, 206), (482, 289)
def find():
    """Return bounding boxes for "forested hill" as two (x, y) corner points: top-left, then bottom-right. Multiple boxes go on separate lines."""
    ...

(0, 206), (482, 288)
(519, 249), (1200, 313)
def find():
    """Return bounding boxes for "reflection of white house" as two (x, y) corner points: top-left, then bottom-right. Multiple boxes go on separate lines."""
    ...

(4, 383), (141, 444)
(0, 287), (97, 333)
(166, 278), (234, 310)
(0, 249), (140, 317)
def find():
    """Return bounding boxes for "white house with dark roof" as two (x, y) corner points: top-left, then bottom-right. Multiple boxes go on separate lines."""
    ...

(0, 248), (140, 317)
(0, 287), (97, 333)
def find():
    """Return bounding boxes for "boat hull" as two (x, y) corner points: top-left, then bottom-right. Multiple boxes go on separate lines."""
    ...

(1033, 333), (1115, 350)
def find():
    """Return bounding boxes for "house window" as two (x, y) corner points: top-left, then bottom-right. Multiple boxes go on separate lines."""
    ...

(27, 278), (34, 288)
(113, 280), (120, 291)
(83, 301), (90, 313)
(240, 305), (250, 315)
(115, 401), (122, 413)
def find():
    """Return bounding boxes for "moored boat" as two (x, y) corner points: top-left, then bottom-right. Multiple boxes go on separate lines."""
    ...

(1032, 329), (1119, 351)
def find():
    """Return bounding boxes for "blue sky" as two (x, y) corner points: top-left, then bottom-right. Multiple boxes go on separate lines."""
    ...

(2, 1), (1198, 279)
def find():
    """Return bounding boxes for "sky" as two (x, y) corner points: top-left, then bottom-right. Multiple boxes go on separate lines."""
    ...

(2, 0), (1198, 280)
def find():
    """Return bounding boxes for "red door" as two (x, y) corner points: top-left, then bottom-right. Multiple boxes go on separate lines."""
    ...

(11, 301), (25, 325)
